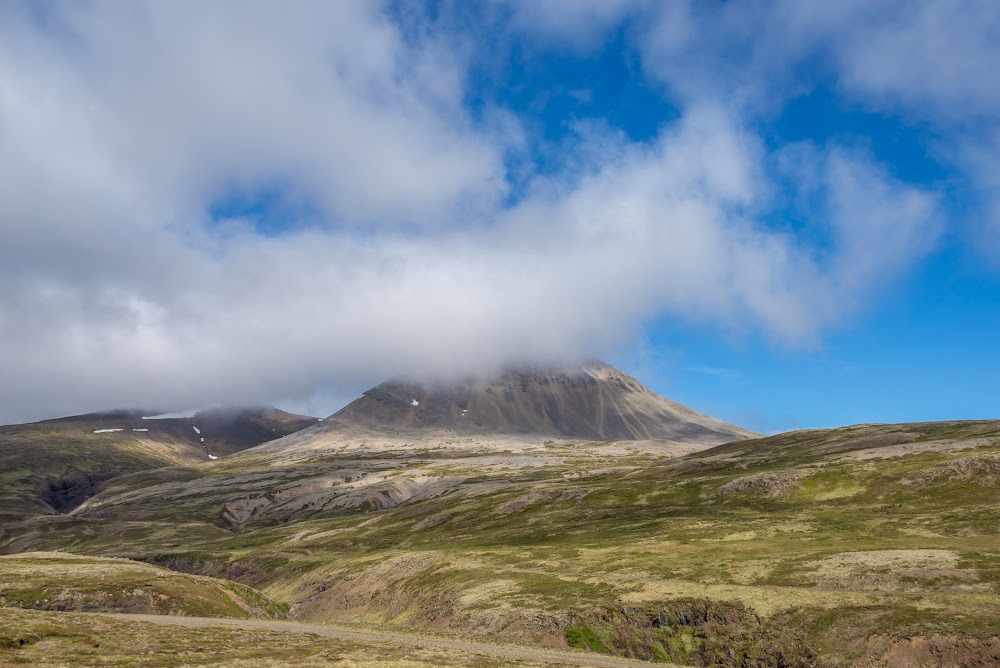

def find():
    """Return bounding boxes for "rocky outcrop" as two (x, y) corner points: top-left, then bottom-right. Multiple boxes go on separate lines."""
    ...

(220, 475), (447, 532)
(717, 470), (807, 499)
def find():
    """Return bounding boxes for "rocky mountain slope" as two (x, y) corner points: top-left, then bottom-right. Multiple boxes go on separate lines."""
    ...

(331, 361), (755, 442)
(0, 406), (317, 519)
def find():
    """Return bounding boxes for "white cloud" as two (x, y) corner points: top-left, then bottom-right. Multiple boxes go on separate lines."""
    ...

(823, 0), (1000, 119)
(957, 130), (1000, 262)
(0, 1), (951, 423)
(786, 0), (1000, 263)
(623, 0), (1000, 269)
(0, 1), (505, 238)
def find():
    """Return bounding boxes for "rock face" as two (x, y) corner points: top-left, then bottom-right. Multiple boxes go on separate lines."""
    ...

(331, 361), (755, 443)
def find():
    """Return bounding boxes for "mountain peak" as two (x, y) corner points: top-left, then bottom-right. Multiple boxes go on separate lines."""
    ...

(330, 361), (755, 443)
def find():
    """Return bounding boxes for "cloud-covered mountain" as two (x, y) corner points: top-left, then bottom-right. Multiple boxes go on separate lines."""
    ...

(330, 361), (755, 443)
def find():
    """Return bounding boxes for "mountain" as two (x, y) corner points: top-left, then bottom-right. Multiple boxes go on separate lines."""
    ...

(102, 406), (321, 457)
(0, 406), (317, 519)
(37, 362), (752, 536)
(330, 360), (755, 442)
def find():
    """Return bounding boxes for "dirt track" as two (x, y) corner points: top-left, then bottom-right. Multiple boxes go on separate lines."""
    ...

(101, 613), (670, 667)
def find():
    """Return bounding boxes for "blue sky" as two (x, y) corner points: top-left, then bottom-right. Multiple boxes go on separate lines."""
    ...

(0, 1), (997, 429)
(630, 248), (1000, 431)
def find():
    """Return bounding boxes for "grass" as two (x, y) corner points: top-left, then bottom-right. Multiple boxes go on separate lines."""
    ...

(3, 421), (1000, 665)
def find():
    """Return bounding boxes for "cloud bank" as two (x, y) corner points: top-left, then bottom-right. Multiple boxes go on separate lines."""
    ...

(0, 0), (990, 422)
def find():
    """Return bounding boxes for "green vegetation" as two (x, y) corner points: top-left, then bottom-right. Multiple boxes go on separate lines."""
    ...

(565, 624), (610, 653)
(3, 420), (1000, 665)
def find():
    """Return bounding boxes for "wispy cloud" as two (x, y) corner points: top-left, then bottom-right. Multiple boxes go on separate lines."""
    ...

(686, 366), (745, 382)
(733, 410), (803, 436)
